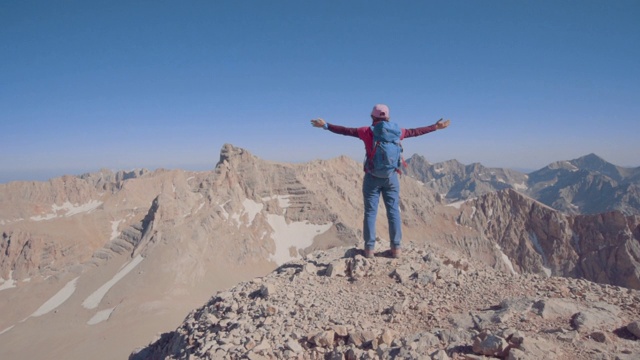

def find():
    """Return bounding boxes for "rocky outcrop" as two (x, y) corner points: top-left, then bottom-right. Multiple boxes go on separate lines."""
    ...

(0, 230), (65, 280)
(457, 189), (640, 289)
(571, 212), (640, 289)
(130, 245), (640, 360)
(78, 168), (150, 192)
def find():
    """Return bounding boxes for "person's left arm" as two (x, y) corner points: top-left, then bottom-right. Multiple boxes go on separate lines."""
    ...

(402, 119), (450, 139)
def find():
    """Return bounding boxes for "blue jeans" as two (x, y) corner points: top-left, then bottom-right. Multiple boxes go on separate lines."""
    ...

(362, 172), (402, 251)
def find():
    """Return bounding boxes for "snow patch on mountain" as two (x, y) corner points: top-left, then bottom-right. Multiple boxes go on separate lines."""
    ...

(0, 326), (14, 335)
(242, 199), (263, 225)
(446, 199), (477, 211)
(193, 200), (205, 215)
(230, 199), (263, 228)
(260, 195), (331, 265)
(218, 201), (230, 220)
(110, 220), (123, 241)
(495, 243), (517, 275)
(529, 233), (552, 276)
(31, 277), (79, 317)
(30, 200), (103, 221)
(262, 195), (292, 210)
(562, 161), (579, 171)
(266, 215), (332, 265)
(513, 182), (528, 191)
(446, 200), (465, 209)
(0, 218), (24, 225)
(0, 271), (17, 291)
(88, 307), (116, 325)
(82, 255), (144, 310)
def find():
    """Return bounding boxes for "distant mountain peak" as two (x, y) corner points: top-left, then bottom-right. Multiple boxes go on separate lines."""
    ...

(572, 153), (608, 166)
(543, 153), (611, 173)
(569, 153), (624, 181)
(407, 153), (429, 163)
(579, 152), (604, 161)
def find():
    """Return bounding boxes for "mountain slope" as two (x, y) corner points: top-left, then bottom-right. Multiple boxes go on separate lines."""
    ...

(0, 144), (441, 360)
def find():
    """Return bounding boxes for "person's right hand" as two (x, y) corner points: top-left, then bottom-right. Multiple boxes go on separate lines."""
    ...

(436, 119), (451, 130)
(311, 118), (326, 128)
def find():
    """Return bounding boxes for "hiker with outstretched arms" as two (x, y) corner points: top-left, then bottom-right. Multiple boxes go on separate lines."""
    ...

(311, 104), (450, 259)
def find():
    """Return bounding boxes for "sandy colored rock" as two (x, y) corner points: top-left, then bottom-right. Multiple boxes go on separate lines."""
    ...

(472, 332), (508, 357)
(628, 321), (640, 338)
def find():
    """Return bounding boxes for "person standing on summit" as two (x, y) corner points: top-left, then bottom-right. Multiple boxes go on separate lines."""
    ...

(311, 104), (450, 259)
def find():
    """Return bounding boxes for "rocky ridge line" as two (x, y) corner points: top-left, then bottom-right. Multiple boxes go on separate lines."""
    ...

(405, 153), (640, 216)
(130, 243), (640, 360)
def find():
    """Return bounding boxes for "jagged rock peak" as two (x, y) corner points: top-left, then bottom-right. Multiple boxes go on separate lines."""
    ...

(217, 143), (258, 167)
(79, 168), (149, 186)
(437, 158), (465, 168)
(406, 153), (430, 165)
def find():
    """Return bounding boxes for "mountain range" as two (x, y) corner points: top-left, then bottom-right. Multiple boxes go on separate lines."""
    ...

(405, 152), (640, 216)
(1, 144), (639, 359)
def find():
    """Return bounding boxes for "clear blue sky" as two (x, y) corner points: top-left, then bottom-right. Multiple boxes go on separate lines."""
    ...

(1, 1), (639, 183)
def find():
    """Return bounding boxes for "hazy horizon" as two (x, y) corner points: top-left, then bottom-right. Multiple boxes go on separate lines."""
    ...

(2, 1), (639, 183)
(1, 148), (634, 185)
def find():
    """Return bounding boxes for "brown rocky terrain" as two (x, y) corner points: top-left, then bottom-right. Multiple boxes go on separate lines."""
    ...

(0, 144), (441, 360)
(1, 144), (639, 359)
(130, 244), (640, 360)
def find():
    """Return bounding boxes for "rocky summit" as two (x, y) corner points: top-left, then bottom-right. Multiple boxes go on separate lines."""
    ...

(131, 243), (640, 360)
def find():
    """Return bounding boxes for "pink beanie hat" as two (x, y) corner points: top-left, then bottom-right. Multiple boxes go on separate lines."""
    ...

(371, 104), (390, 119)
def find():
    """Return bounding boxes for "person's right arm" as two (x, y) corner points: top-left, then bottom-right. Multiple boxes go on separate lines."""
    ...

(310, 118), (359, 137)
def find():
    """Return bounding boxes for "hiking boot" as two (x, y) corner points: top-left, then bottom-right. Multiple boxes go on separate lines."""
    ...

(363, 249), (375, 258)
(390, 248), (401, 259)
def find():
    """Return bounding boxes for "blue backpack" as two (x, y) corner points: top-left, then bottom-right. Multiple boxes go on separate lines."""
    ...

(366, 121), (405, 178)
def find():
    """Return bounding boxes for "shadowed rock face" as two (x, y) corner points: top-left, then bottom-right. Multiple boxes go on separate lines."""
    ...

(457, 189), (640, 290)
(0, 230), (62, 279)
(130, 245), (640, 360)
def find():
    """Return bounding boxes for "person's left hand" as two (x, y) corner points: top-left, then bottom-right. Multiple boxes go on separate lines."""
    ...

(311, 118), (326, 128)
